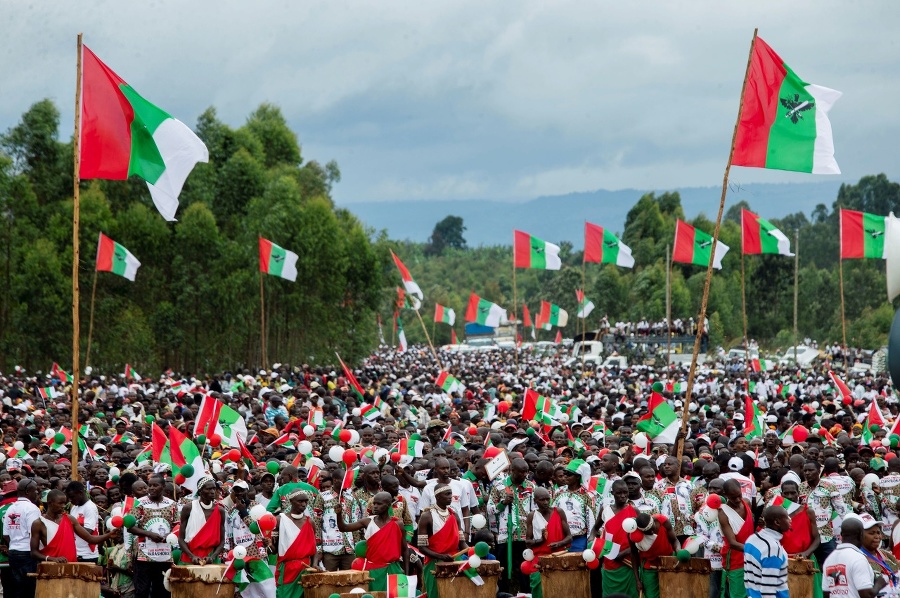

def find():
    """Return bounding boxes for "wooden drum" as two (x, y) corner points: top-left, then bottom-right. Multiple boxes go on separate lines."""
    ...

(657, 556), (711, 597)
(433, 560), (501, 598)
(300, 570), (371, 598)
(34, 562), (103, 598)
(168, 565), (235, 598)
(537, 553), (590, 598)
(788, 558), (816, 598)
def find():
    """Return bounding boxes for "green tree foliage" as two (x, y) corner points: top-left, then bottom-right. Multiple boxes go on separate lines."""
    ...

(426, 215), (467, 255)
(0, 99), (384, 373)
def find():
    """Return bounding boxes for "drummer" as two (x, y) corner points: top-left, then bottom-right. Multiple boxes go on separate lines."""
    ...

(29, 489), (118, 563)
(417, 483), (466, 598)
(336, 491), (408, 591)
(275, 490), (320, 598)
(223, 481), (275, 598)
(525, 487), (572, 598)
(177, 477), (225, 564)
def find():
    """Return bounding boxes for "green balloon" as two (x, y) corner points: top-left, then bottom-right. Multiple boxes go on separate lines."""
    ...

(249, 522), (260, 534)
(233, 558), (245, 570)
(54, 433), (65, 445)
(172, 549), (182, 562)
(891, 434), (900, 448)
(112, 475), (120, 483)
(871, 424), (881, 433)
(676, 549), (690, 562)
(266, 461), (280, 474)
(362, 595), (374, 598)
(196, 434), (207, 445)
(122, 514), (137, 528)
(651, 381), (664, 393)
(328, 594), (341, 598)
(354, 540), (368, 558)
(525, 427), (535, 436)
(180, 464), (195, 478)
(474, 541), (490, 558)
(145, 415), (155, 424)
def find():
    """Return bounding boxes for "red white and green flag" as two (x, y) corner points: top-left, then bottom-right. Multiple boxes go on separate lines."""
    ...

(828, 370), (853, 403)
(750, 358), (769, 372)
(769, 495), (802, 515)
(52, 362), (73, 383)
(840, 209), (886, 259)
(390, 251), (423, 308)
(862, 400), (887, 444)
(268, 433), (296, 450)
(37, 386), (60, 401)
(359, 404), (379, 422)
(576, 290), (594, 319)
(124, 364), (139, 380)
(514, 230), (561, 270)
(337, 353), (366, 401)
(522, 389), (562, 425)
(79, 46), (209, 221)
(395, 313), (407, 352)
(386, 574), (418, 598)
(342, 467), (359, 491)
(741, 209), (793, 256)
(96, 232), (141, 281)
(584, 222), (634, 268)
(259, 237), (299, 282)
(452, 554), (485, 586)
(539, 301), (568, 328)
(331, 421), (344, 441)
(193, 395), (248, 447)
(434, 304), (455, 326)
(732, 37), (841, 175)
(49, 427), (72, 453)
(168, 424), (205, 491)
(673, 220), (729, 269)
(151, 422), (170, 464)
(435, 371), (463, 394)
(743, 394), (767, 440)
(635, 392), (680, 444)
(465, 293), (506, 327)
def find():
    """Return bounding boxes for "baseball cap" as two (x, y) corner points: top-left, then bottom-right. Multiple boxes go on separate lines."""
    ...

(845, 513), (880, 530)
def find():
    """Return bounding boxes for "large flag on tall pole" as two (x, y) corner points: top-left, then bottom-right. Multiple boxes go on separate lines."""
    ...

(390, 251), (423, 308)
(584, 222), (635, 268)
(731, 37), (841, 175)
(96, 233), (141, 281)
(576, 290), (594, 319)
(514, 230), (561, 270)
(673, 220), (729, 269)
(79, 46), (209, 221)
(741, 209), (793, 256)
(259, 238), (299, 282)
(434, 304), (455, 326)
(538, 301), (568, 328)
(840, 209), (886, 259)
(465, 293), (506, 327)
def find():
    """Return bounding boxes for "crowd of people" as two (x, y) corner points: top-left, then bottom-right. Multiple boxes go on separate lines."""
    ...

(0, 344), (897, 598)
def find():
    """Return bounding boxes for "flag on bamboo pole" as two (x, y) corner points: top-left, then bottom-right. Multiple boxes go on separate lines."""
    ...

(732, 36), (841, 175)
(395, 313), (407, 352)
(465, 293), (506, 327)
(193, 395), (247, 446)
(539, 301), (568, 327)
(741, 209), (793, 256)
(743, 394), (767, 439)
(168, 425), (204, 491)
(390, 251), (423, 307)
(672, 220), (729, 269)
(79, 46), (209, 221)
(514, 230), (561, 270)
(576, 290), (594, 319)
(336, 353), (366, 401)
(96, 232), (141, 281)
(635, 392), (680, 444)
(259, 238), (298, 282)
(584, 222), (635, 267)
(434, 304), (455, 325)
(841, 209), (886, 259)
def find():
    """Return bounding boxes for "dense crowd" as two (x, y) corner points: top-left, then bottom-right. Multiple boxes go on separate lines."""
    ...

(0, 345), (896, 598)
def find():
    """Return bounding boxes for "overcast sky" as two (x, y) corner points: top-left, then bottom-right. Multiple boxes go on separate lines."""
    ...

(2, 1), (898, 205)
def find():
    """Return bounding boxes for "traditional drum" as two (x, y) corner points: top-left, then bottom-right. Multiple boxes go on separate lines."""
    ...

(787, 558), (816, 598)
(168, 565), (235, 598)
(433, 560), (501, 598)
(338, 593), (386, 598)
(537, 552), (590, 598)
(657, 556), (711, 597)
(299, 569), (372, 598)
(33, 562), (103, 598)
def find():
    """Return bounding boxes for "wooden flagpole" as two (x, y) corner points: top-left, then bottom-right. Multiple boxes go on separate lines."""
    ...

(85, 267), (99, 369)
(415, 308), (440, 362)
(839, 258), (847, 353)
(677, 28), (758, 463)
(259, 271), (267, 368)
(71, 33), (84, 476)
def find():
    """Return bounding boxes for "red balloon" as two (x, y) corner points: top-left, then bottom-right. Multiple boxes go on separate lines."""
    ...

(175, 473), (186, 485)
(497, 402), (510, 413)
(342, 449), (358, 465)
(887, 452), (898, 460)
(792, 426), (809, 443)
(706, 494), (722, 509)
(258, 513), (277, 532)
(586, 558), (600, 570)
(208, 434), (222, 448)
(110, 515), (124, 528)
(390, 452), (402, 463)
(351, 557), (366, 570)
(339, 430), (352, 443)
(520, 560), (538, 575)
(843, 397), (852, 405)
(467, 547), (475, 556)
(597, 448), (609, 457)
(630, 530), (644, 543)
(227, 449), (241, 462)
(468, 426), (478, 436)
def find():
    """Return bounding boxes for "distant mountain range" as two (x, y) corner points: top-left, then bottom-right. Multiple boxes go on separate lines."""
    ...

(339, 181), (846, 247)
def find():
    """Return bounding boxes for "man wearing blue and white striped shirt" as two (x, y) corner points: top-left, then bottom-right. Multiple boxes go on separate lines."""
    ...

(743, 506), (791, 598)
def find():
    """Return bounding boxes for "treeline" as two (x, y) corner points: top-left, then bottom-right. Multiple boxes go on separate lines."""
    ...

(389, 175), (900, 351)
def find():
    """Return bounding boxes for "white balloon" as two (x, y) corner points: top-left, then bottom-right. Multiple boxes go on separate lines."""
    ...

(622, 518), (638, 534)
(109, 467), (121, 478)
(558, 413), (569, 424)
(298, 441), (313, 455)
(166, 533), (179, 546)
(582, 549), (596, 562)
(303, 425), (316, 438)
(232, 546), (248, 559)
(13, 441), (23, 451)
(522, 548), (535, 562)
(632, 433), (649, 449)
(110, 507), (123, 519)
(348, 430), (361, 446)
(467, 555), (482, 568)
(471, 514), (487, 529)
(683, 536), (702, 555)
(811, 401), (820, 409)
(349, 590), (366, 595)
(44, 429), (56, 439)
(352, 408), (361, 417)
(329, 446), (345, 463)
(373, 448), (389, 463)
(249, 504), (268, 522)
(211, 461), (222, 474)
